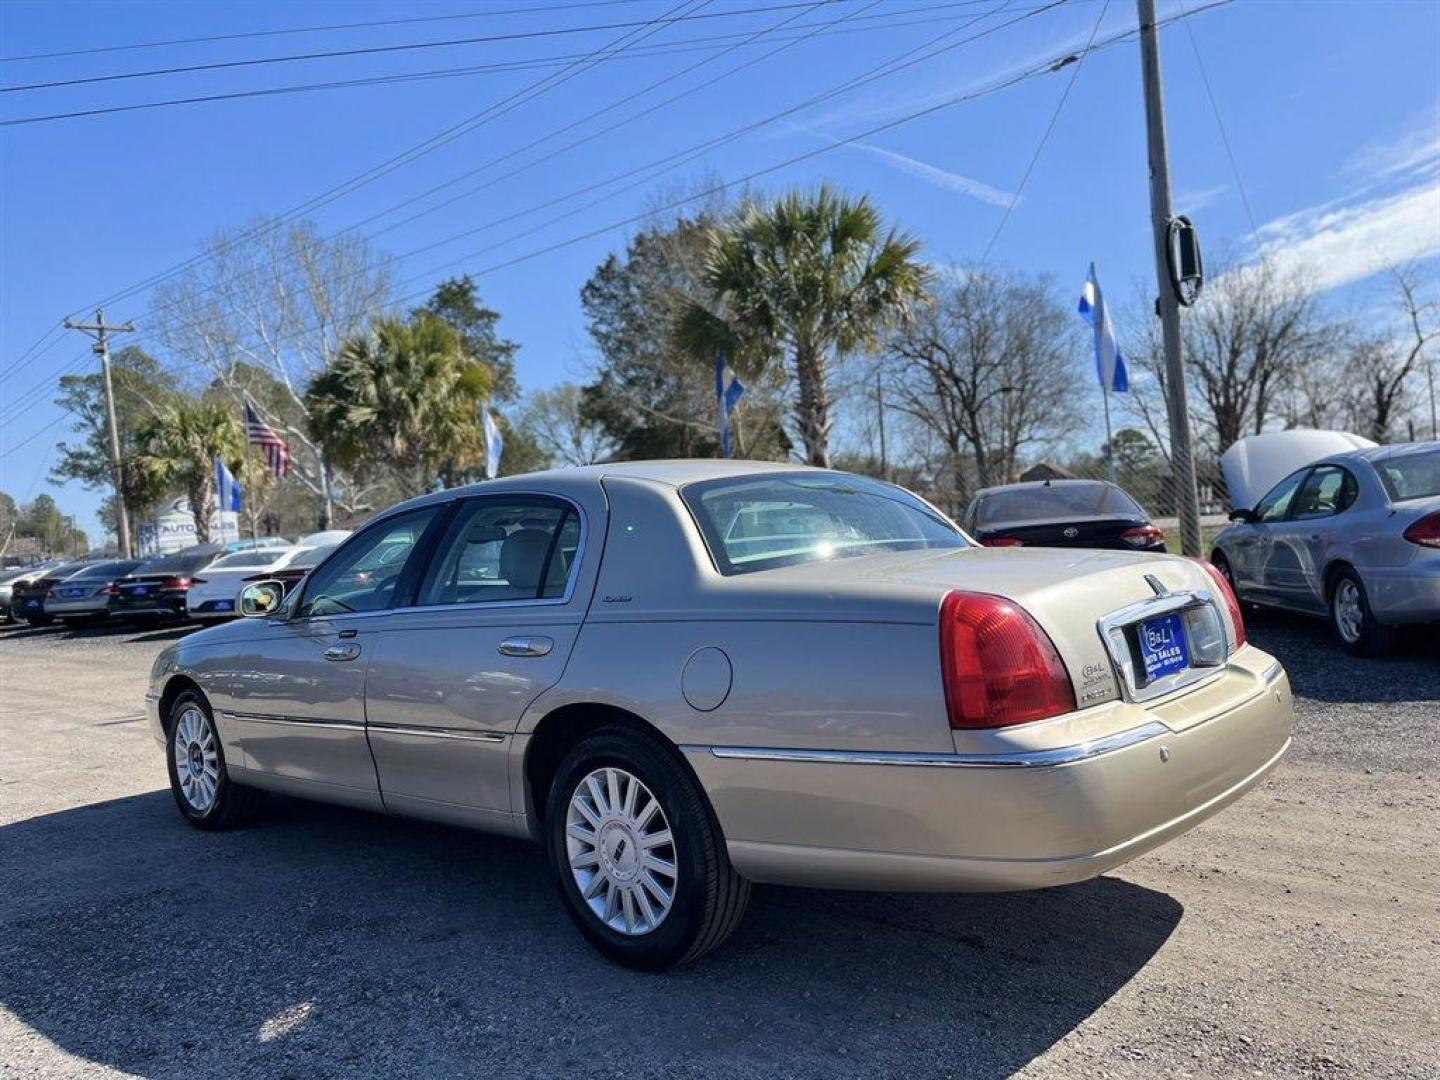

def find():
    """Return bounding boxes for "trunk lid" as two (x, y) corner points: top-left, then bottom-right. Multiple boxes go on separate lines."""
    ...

(728, 546), (1227, 709)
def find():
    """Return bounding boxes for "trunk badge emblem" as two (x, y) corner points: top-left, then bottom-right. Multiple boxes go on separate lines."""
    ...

(1063, 526), (1079, 538)
(1145, 574), (1168, 597)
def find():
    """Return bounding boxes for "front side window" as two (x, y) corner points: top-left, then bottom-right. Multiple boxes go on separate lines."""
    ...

(416, 497), (580, 606)
(297, 509), (439, 618)
(1254, 469), (1308, 523)
(682, 473), (965, 576)
(1291, 466), (1357, 520)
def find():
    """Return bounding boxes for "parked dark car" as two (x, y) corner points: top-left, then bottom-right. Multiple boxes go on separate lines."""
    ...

(112, 547), (224, 620)
(2, 561), (64, 622)
(9, 560), (98, 625)
(961, 480), (1167, 552)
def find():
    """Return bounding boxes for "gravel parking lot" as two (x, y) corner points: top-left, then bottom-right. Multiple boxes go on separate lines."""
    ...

(1, 613), (1436, 1079)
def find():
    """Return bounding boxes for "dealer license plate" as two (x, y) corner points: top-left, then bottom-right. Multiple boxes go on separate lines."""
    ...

(1137, 611), (1189, 683)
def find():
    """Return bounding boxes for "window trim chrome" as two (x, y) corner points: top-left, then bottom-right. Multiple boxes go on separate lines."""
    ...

(1096, 589), (1229, 704)
(687, 720), (1169, 770)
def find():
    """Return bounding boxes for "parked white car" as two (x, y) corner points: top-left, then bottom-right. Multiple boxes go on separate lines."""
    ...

(186, 548), (295, 621)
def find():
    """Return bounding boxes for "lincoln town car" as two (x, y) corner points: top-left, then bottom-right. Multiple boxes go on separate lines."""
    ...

(146, 461), (1294, 969)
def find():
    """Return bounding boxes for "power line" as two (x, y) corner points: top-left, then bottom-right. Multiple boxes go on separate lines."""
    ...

(0, 1), (1002, 128)
(22, 0), (711, 357)
(0, 1), (844, 94)
(3, 0), (982, 395)
(1174, 0), (1258, 233)
(28, 0), (1032, 389)
(0, 0), (656, 63)
(979, 0), (1110, 264)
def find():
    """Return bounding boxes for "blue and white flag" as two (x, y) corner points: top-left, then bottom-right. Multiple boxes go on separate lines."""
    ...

(214, 457), (242, 513)
(481, 400), (504, 479)
(715, 353), (745, 457)
(1078, 262), (1129, 393)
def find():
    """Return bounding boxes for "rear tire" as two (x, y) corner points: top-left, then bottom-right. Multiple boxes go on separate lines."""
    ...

(165, 689), (261, 830)
(546, 726), (750, 970)
(1328, 568), (1396, 657)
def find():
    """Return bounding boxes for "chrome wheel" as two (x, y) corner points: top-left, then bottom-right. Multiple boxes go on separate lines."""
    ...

(565, 766), (677, 936)
(1333, 578), (1364, 644)
(172, 705), (220, 813)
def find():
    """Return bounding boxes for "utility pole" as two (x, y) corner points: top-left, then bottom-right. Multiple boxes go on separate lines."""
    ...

(875, 370), (889, 481)
(63, 309), (134, 558)
(1137, 0), (1203, 557)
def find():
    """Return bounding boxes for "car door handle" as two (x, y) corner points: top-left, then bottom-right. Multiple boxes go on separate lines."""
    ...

(323, 643), (362, 662)
(498, 635), (553, 657)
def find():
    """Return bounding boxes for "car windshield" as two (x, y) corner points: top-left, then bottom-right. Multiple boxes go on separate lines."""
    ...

(682, 473), (965, 576)
(974, 482), (1144, 526)
(1375, 448), (1440, 502)
(209, 549), (290, 569)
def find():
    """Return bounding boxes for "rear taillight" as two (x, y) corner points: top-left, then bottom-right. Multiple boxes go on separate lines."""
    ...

(96, 584), (117, 597)
(1193, 558), (1246, 651)
(160, 577), (193, 591)
(1402, 511), (1440, 548)
(980, 537), (1023, 548)
(1121, 525), (1166, 548)
(939, 591), (1075, 729)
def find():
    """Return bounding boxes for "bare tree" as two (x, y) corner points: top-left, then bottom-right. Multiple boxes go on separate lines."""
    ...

(519, 384), (617, 467)
(1130, 258), (1324, 454)
(882, 267), (1081, 509)
(151, 216), (393, 527)
(1352, 267), (1440, 441)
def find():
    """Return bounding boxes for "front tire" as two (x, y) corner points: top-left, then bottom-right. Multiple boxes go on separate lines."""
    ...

(165, 689), (260, 830)
(1329, 568), (1396, 657)
(546, 726), (750, 970)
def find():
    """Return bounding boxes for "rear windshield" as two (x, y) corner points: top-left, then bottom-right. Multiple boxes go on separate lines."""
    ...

(682, 473), (964, 576)
(209, 549), (290, 569)
(973, 482), (1144, 526)
(135, 551), (216, 574)
(1375, 448), (1440, 502)
(70, 560), (142, 578)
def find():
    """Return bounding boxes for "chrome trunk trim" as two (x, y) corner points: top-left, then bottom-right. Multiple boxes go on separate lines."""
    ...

(1096, 589), (1227, 704)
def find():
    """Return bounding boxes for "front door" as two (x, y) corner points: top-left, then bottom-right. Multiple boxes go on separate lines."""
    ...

(1234, 468), (1309, 601)
(223, 506), (443, 807)
(364, 495), (587, 824)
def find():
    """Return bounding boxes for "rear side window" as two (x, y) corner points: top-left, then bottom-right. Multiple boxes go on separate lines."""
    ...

(416, 497), (580, 606)
(682, 473), (964, 576)
(1376, 448), (1440, 502)
(974, 483), (1144, 526)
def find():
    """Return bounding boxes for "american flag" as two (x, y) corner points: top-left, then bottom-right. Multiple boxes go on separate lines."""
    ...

(244, 400), (291, 479)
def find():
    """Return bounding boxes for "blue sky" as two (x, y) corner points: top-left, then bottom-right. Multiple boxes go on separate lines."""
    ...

(2, 0), (1437, 542)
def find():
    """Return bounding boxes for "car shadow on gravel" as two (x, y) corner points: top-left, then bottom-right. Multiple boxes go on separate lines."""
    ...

(0, 791), (1180, 1079)
(1245, 611), (1440, 703)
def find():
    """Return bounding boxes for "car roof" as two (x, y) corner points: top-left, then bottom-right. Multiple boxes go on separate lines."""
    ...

(379, 460), (829, 518)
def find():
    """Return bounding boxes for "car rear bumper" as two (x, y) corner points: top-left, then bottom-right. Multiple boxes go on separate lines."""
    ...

(684, 650), (1293, 891)
(115, 597), (188, 617)
(45, 597), (110, 616)
(187, 598), (238, 619)
(1362, 561), (1440, 624)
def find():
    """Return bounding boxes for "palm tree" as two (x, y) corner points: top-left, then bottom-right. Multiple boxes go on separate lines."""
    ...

(134, 401), (246, 544)
(306, 314), (493, 498)
(676, 186), (928, 467)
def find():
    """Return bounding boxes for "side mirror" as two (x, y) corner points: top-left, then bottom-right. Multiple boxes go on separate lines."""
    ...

(238, 580), (285, 618)
(1228, 508), (1256, 524)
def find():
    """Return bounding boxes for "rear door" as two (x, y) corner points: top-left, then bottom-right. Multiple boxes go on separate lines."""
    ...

(219, 507), (444, 805)
(364, 493), (590, 820)
(1278, 464), (1358, 610)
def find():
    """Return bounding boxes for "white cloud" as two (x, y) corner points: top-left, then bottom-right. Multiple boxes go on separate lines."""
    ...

(1252, 183), (1440, 295)
(1343, 118), (1440, 186)
(1175, 184), (1228, 213)
(840, 139), (1017, 207)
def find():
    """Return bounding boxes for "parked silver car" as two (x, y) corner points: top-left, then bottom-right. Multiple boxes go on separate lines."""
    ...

(44, 559), (146, 626)
(147, 462), (1292, 968)
(1211, 441), (1440, 655)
